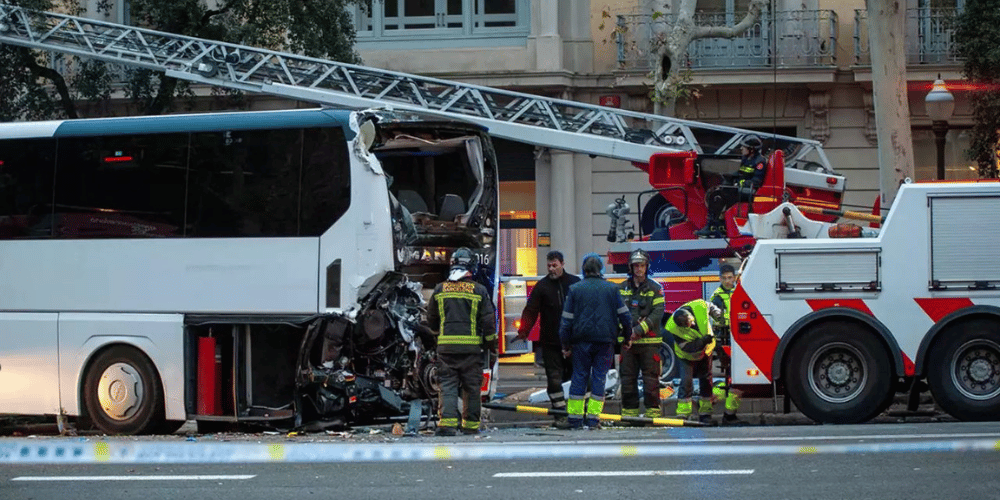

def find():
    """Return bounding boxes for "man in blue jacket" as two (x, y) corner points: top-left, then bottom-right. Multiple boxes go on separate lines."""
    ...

(559, 253), (632, 429)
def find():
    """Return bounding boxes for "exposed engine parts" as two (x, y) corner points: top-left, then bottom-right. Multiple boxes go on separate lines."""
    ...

(295, 272), (438, 430)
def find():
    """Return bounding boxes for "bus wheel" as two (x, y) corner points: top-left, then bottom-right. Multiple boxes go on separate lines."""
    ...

(784, 322), (892, 424)
(82, 345), (165, 435)
(926, 319), (1000, 421)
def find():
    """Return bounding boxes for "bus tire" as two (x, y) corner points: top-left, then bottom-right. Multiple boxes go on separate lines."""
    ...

(784, 321), (892, 424)
(82, 345), (165, 435)
(926, 319), (1000, 421)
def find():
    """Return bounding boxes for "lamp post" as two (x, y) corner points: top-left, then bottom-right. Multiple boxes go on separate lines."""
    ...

(925, 75), (955, 180)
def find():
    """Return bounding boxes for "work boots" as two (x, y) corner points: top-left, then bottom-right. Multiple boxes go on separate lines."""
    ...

(722, 413), (748, 426)
(553, 416), (572, 429)
(694, 220), (725, 238)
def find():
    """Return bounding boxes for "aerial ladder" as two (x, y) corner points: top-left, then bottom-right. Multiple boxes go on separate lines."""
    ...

(0, 4), (836, 165)
(0, 4), (846, 255)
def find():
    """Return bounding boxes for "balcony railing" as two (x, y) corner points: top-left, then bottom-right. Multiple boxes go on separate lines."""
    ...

(615, 9), (837, 72)
(854, 8), (963, 66)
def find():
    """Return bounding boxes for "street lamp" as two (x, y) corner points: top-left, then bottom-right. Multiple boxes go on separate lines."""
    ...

(925, 75), (955, 180)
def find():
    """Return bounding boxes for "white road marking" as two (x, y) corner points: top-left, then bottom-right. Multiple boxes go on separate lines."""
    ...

(496, 470), (755, 478)
(12, 475), (256, 481)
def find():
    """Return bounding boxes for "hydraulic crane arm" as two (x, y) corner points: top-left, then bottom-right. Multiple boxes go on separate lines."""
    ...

(0, 4), (834, 170)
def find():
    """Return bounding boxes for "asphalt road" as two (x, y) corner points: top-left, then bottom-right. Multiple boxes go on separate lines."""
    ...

(3, 422), (998, 500)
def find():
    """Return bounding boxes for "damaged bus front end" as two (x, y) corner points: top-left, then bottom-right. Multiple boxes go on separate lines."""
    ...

(294, 110), (500, 430)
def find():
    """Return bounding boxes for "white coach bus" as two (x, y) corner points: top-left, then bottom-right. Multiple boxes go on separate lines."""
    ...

(0, 107), (500, 435)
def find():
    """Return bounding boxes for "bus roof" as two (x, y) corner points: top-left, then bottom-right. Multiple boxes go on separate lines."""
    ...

(0, 107), (355, 139)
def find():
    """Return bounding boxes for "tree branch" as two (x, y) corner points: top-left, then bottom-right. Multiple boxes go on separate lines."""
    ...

(692, 0), (766, 40)
(24, 55), (78, 119)
(200, 3), (233, 27)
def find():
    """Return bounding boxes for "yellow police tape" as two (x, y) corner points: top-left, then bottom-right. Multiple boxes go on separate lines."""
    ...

(494, 403), (704, 427)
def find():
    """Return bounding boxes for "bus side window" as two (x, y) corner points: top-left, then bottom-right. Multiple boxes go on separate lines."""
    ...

(300, 127), (351, 237)
(187, 129), (303, 237)
(0, 138), (56, 239)
(53, 134), (188, 238)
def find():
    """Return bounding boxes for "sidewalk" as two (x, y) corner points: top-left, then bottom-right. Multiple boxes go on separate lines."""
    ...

(489, 363), (952, 428)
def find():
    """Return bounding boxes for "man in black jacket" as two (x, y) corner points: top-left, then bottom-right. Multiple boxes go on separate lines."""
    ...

(517, 250), (580, 429)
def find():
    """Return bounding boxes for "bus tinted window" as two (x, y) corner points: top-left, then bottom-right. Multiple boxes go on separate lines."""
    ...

(299, 127), (350, 237)
(188, 129), (304, 237)
(0, 138), (57, 239)
(54, 134), (188, 238)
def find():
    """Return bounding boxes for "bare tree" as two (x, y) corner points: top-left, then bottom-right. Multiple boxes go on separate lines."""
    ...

(866, 0), (915, 206)
(647, 0), (768, 115)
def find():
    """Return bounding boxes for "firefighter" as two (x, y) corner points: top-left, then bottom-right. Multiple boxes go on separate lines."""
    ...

(617, 249), (665, 421)
(695, 135), (768, 238)
(709, 263), (745, 425)
(559, 253), (632, 429)
(665, 298), (721, 423)
(427, 247), (498, 436)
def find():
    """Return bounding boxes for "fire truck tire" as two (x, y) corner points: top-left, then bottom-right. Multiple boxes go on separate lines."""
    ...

(640, 194), (681, 237)
(784, 322), (893, 424)
(926, 319), (1000, 421)
(660, 340), (678, 383)
(81, 345), (165, 435)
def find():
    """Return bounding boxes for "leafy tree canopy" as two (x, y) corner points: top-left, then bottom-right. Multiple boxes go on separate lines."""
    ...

(0, 0), (364, 121)
(954, 0), (1000, 177)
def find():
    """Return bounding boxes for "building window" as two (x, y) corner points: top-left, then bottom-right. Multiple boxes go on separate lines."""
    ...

(355, 0), (529, 49)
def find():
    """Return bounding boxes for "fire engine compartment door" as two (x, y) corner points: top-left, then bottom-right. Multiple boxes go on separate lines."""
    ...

(929, 194), (1000, 290)
(775, 248), (881, 293)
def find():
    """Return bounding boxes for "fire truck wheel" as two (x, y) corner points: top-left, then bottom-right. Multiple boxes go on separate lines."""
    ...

(784, 322), (892, 424)
(926, 319), (1000, 421)
(660, 340), (678, 384)
(82, 345), (165, 435)
(640, 194), (682, 237)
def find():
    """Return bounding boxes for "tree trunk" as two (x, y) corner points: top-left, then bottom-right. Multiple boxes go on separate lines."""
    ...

(866, 0), (915, 207)
(651, 0), (766, 116)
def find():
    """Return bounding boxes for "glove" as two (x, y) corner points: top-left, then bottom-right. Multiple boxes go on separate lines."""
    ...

(631, 323), (645, 338)
(679, 337), (708, 354)
(708, 303), (722, 319)
(515, 329), (529, 341)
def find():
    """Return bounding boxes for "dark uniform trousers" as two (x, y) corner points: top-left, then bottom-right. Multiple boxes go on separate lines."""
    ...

(620, 343), (662, 415)
(437, 352), (484, 431)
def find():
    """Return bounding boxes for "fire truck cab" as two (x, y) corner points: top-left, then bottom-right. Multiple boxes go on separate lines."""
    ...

(732, 181), (1000, 424)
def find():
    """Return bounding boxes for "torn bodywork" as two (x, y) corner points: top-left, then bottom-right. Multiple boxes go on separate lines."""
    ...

(294, 111), (499, 430)
(295, 272), (438, 430)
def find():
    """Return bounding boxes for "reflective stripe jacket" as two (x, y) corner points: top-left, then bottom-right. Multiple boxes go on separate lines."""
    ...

(617, 276), (665, 344)
(665, 299), (715, 361)
(736, 152), (767, 189)
(427, 277), (498, 355)
(710, 285), (734, 328)
(558, 276), (632, 347)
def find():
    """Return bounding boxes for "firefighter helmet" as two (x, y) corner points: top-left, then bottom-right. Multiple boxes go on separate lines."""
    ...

(629, 249), (651, 275)
(740, 134), (763, 150)
(449, 247), (477, 274)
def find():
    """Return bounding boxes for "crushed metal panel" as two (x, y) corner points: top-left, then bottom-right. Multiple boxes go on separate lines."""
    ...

(929, 194), (1000, 290)
(775, 248), (881, 293)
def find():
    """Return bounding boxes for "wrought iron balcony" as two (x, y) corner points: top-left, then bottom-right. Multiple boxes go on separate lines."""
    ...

(614, 9), (837, 72)
(854, 8), (963, 66)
